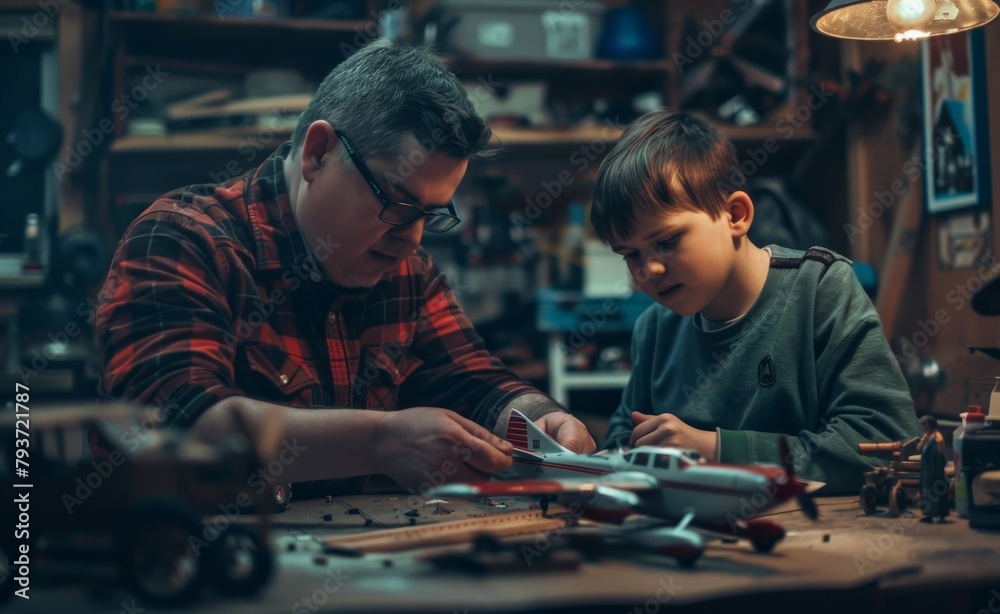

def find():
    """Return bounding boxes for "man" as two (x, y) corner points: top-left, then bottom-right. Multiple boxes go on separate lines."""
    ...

(97, 40), (594, 496)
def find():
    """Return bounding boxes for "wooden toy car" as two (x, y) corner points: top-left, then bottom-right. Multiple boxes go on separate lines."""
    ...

(1, 403), (286, 605)
(858, 439), (922, 516)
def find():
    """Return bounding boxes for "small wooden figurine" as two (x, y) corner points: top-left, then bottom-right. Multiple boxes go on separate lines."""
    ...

(918, 415), (950, 523)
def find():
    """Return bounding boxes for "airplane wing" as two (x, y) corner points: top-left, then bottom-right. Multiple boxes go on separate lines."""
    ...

(428, 472), (660, 500)
(612, 511), (705, 567)
(675, 509), (695, 531)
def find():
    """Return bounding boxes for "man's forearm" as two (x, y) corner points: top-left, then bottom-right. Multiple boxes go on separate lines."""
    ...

(191, 396), (386, 483)
(493, 393), (565, 438)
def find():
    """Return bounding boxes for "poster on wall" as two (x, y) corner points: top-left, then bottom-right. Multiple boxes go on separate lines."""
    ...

(921, 29), (992, 215)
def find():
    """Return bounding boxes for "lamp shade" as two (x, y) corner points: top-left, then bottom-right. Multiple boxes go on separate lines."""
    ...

(811, 0), (999, 40)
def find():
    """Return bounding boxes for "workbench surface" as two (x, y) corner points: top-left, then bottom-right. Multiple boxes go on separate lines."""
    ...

(11, 494), (1000, 614)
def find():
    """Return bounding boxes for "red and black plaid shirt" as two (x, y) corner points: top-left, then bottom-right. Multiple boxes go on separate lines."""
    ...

(97, 143), (538, 433)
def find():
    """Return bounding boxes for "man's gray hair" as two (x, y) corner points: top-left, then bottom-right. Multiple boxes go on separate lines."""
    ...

(290, 39), (492, 162)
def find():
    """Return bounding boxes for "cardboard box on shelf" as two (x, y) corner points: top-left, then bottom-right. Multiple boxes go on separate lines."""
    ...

(439, 0), (605, 60)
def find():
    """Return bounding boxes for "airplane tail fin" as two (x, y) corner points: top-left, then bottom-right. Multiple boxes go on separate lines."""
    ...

(506, 409), (571, 456)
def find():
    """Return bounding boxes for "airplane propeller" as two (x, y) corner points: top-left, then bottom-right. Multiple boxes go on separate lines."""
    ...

(778, 437), (819, 521)
(798, 489), (819, 521)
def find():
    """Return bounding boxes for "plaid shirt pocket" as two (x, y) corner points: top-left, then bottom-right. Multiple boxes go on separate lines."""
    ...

(240, 343), (318, 407)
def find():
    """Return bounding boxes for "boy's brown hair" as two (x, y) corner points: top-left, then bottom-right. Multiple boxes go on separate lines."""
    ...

(591, 109), (741, 244)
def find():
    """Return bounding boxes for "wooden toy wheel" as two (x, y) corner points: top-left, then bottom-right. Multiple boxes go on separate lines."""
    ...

(860, 485), (879, 515)
(889, 483), (906, 517)
(752, 537), (780, 553)
(117, 500), (206, 606)
(207, 524), (274, 596)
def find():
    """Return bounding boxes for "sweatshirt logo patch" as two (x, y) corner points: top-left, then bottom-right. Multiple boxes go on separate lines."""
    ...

(758, 355), (775, 386)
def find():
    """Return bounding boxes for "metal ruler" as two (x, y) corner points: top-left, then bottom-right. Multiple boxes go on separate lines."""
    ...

(323, 509), (569, 555)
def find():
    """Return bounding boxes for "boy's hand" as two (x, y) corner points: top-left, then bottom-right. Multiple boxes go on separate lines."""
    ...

(629, 412), (717, 460)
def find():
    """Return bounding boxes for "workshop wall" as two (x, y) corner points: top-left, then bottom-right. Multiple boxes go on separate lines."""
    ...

(846, 25), (1000, 418)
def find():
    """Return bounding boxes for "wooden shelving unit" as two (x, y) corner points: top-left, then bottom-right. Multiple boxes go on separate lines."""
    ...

(103, 0), (814, 194)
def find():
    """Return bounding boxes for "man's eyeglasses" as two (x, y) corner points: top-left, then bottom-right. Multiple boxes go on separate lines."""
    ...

(337, 132), (461, 233)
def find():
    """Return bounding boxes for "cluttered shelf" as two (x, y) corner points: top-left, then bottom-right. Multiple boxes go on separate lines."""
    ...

(102, 0), (828, 248)
(110, 11), (374, 70)
(109, 13), (672, 80)
(106, 0), (818, 154)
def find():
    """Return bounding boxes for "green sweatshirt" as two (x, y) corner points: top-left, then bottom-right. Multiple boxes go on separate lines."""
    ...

(602, 245), (920, 493)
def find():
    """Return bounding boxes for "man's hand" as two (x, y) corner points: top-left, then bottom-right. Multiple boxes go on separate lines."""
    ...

(629, 412), (717, 459)
(374, 407), (513, 492)
(534, 412), (596, 454)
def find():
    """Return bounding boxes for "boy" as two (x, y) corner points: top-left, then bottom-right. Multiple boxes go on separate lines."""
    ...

(591, 109), (919, 493)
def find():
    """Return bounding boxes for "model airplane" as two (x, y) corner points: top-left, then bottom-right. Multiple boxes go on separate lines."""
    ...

(429, 410), (819, 567)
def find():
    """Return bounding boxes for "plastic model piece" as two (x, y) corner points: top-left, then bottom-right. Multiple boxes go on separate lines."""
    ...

(0, 404), (287, 605)
(430, 410), (818, 568)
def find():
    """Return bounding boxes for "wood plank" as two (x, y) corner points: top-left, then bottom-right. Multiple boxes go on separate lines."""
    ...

(166, 93), (311, 120)
(57, 1), (84, 233)
(875, 151), (924, 341)
(111, 126), (620, 152)
(112, 133), (255, 151)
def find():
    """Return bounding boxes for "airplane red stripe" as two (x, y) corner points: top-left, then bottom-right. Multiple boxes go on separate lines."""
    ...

(506, 418), (529, 450)
(471, 480), (571, 496)
(651, 479), (766, 498)
(710, 463), (783, 479)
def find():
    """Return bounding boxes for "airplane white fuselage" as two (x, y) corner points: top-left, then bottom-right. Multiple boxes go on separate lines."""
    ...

(505, 449), (782, 524)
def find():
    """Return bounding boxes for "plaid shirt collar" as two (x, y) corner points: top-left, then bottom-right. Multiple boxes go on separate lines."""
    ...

(243, 141), (315, 271)
(244, 142), (376, 300)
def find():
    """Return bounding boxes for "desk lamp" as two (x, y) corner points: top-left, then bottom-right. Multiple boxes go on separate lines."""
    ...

(811, 0), (999, 41)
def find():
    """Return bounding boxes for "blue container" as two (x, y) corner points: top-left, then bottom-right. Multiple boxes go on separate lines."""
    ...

(596, 5), (661, 60)
(537, 288), (653, 333)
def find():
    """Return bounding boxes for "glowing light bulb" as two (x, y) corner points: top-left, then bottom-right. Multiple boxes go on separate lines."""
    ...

(886, 0), (939, 30)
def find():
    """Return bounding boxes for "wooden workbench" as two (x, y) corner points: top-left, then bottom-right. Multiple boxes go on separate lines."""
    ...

(10, 494), (1000, 613)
